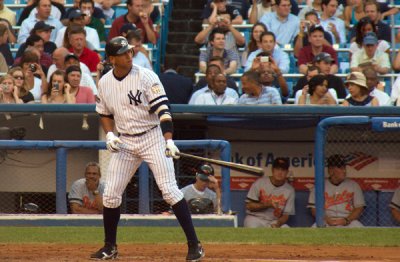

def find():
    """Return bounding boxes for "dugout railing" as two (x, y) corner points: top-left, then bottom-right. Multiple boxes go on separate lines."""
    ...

(314, 116), (400, 227)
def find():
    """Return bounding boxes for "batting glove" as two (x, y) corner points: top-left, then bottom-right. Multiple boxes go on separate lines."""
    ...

(165, 139), (180, 159)
(106, 132), (122, 153)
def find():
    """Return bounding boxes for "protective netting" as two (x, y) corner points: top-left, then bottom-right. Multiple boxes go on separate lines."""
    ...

(324, 124), (400, 226)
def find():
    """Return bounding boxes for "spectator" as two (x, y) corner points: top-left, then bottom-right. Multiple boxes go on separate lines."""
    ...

(293, 11), (333, 58)
(242, 22), (268, 67)
(390, 188), (400, 223)
(64, 0), (106, 25)
(297, 24), (338, 74)
(259, 0), (300, 46)
(0, 0), (16, 26)
(244, 157), (295, 228)
(8, 66), (34, 103)
(349, 17), (390, 56)
(248, 0), (274, 24)
(362, 67), (391, 106)
(142, 0), (160, 25)
(108, 0), (157, 44)
(17, 0), (63, 45)
(14, 35), (53, 74)
(342, 71), (379, 106)
(293, 64), (320, 99)
(80, 0), (105, 43)
(298, 74), (337, 105)
(350, 32), (390, 75)
(67, 25), (100, 72)
(16, 21), (57, 58)
(342, 0), (365, 29)
(0, 21), (16, 66)
(19, 49), (48, 101)
(41, 70), (74, 103)
(190, 73), (238, 105)
(64, 53), (97, 95)
(199, 28), (239, 75)
(121, 24), (149, 57)
(201, 0), (244, 24)
(159, 65), (193, 104)
(64, 65), (95, 103)
(181, 164), (221, 214)
(126, 30), (152, 70)
(194, 56), (238, 92)
(298, 0), (324, 20)
(190, 64), (238, 103)
(308, 154), (365, 227)
(55, 10), (100, 50)
(94, 0), (115, 20)
(68, 162), (105, 214)
(0, 75), (23, 104)
(239, 70), (282, 105)
(320, 0), (346, 45)
(17, 0), (66, 25)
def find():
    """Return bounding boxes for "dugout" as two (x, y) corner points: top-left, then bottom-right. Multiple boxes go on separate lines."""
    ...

(0, 105), (399, 227)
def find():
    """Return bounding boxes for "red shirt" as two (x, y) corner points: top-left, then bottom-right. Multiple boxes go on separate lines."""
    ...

(297, 45), (338, 66)
(69, 47), (100, 72)
(75, 86), (95, 104)
(108, 14), (158, 43)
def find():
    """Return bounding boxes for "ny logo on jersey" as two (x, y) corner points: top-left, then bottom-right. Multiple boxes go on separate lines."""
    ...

(128, 90), (142, 106)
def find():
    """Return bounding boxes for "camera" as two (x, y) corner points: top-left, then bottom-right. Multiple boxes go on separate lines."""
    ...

(260, 56), (269, 63)
(29, 64), (37, 72)
(53, 82), (59, 90)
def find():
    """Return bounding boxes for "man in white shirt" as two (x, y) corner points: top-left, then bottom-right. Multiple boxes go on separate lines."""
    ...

(126, 28), (152, 70)
(363, 67), (391, 106)
(319, 0), (346, 45)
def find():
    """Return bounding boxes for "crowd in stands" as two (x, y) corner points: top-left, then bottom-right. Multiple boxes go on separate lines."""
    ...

(2, 0), (400, 106)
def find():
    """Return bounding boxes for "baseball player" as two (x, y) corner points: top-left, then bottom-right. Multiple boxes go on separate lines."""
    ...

(390, 188), (400, 223)
(244, 158), (295, 228)
(307, 154), (365, 227)
(91, 36), (204, 261)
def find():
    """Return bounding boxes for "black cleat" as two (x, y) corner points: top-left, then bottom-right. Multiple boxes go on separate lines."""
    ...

(186, 241), (205, 262)
(90, 243), (118, 260)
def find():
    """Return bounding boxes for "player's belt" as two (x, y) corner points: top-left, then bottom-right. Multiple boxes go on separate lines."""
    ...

(120, 125), (158, 137)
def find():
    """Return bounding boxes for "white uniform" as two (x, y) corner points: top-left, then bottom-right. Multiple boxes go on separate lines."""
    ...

(244, 176), (295, 228)
(308, 178), (365, 227)
(96, 65), (183, 208)
(68, 178), (105, 210)
(181, 184), (217, 210)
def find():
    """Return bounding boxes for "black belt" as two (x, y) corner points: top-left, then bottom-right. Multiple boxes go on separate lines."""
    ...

(120, 126), (157, 137)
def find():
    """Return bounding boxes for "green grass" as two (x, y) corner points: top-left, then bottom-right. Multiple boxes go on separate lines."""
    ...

(0, 227), (399, 246)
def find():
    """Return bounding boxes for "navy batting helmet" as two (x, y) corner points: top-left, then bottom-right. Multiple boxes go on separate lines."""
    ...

(105, 36), (134, 56)
(196, 164), (214, 181)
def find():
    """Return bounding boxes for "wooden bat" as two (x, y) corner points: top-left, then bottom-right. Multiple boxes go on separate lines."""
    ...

(176, 152), (264, 176)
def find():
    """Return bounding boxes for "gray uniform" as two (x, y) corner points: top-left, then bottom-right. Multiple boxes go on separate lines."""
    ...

(68, 178), (105, 210)
(308, 178), (365, 227)
(244, 176), (295, 228)
(181, 184), (217, 210)
(390, 188), (400, 211)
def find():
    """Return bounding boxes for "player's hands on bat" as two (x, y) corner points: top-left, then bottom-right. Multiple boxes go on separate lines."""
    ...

(106, 132), (122, 152)
(165, 139), (180, 159)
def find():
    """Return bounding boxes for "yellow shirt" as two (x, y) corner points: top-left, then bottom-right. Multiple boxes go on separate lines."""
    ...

(0, 6), (16, 26)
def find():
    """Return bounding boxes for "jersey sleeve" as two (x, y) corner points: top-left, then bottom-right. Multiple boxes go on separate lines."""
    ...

(95, 76), (112, 116)
(68, 180), (83, 205)
(390, 189), (400, 210)
(141, 69), (170, 114)
(246, 178), (261, 202)
(283, 186), (296, 215)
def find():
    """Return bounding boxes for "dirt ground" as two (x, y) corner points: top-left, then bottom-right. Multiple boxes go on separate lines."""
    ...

(1, 244), (400, 262)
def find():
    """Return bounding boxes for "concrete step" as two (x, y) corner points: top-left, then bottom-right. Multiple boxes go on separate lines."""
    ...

(169, 20), (202, 33)
(176, 65), (199, 79)
(167, 32), (198, 44)
(173, 0), (207, 9)
(171, 9), (203, 20)
(165, 54), (198, 67)
(166, 43), (200, 56)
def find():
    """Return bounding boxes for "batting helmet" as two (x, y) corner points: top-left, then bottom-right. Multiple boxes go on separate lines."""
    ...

(188, 198), (214, 214)
(105, 36), (134, 56)
(196, 164), (214, 181)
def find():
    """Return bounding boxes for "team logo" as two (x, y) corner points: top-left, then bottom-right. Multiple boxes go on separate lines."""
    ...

(121, 39), (128, 47)
(151, 84), (162, 94)
(128, 90), (142, 106)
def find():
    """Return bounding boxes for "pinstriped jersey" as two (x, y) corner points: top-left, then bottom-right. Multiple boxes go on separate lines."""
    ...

(96, 65), (168, 134)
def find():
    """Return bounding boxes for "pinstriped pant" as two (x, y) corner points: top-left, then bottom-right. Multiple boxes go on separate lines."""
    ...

(103, 127), (183, 208)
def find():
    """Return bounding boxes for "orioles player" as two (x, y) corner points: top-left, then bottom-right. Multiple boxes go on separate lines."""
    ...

(91, 36), (204, 261)
(307, 154), (365, 227)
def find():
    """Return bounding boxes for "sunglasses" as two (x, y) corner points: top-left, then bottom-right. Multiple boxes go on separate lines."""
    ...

(13, 75), (24, 80)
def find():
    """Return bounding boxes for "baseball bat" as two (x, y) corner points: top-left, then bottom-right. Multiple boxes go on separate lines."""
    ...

(176, 152), (264, 176)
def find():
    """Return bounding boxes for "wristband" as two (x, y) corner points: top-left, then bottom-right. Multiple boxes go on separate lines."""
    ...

(160, 120), (173, 135)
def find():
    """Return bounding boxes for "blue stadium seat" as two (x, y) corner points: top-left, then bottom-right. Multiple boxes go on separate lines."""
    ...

(289, 54), (298, 74)
(359, 191), (378, 226)
(378, 191), (399, 226)
(114, 6), (128, 18)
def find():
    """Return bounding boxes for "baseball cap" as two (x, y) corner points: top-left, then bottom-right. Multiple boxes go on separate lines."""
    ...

(313, 52), (334, 63)
(105, 36), (134, 56)
(326, 154), (346, 167)
(309, 24), (325, 34)
(363, 32), (378, 45)
(345, 72), (368, 89)
(32, 21), (55, 32)
(272, 157), (289, 170)
(196, 164), (214, 182)
(120, 23), (138, 35)
(68, 9), (86, 20)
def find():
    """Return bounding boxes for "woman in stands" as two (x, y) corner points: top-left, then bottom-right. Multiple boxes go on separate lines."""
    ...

(41, 70), (75, 104)
(349, 17), (389, 57)
(342, 0), (366, 29)
(342, 72), (379, 106)
(298, 74), (337, 105)
(242, 22), (267, 67)
(0, 75), (23, 104)
(8, 66), (34, 103)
